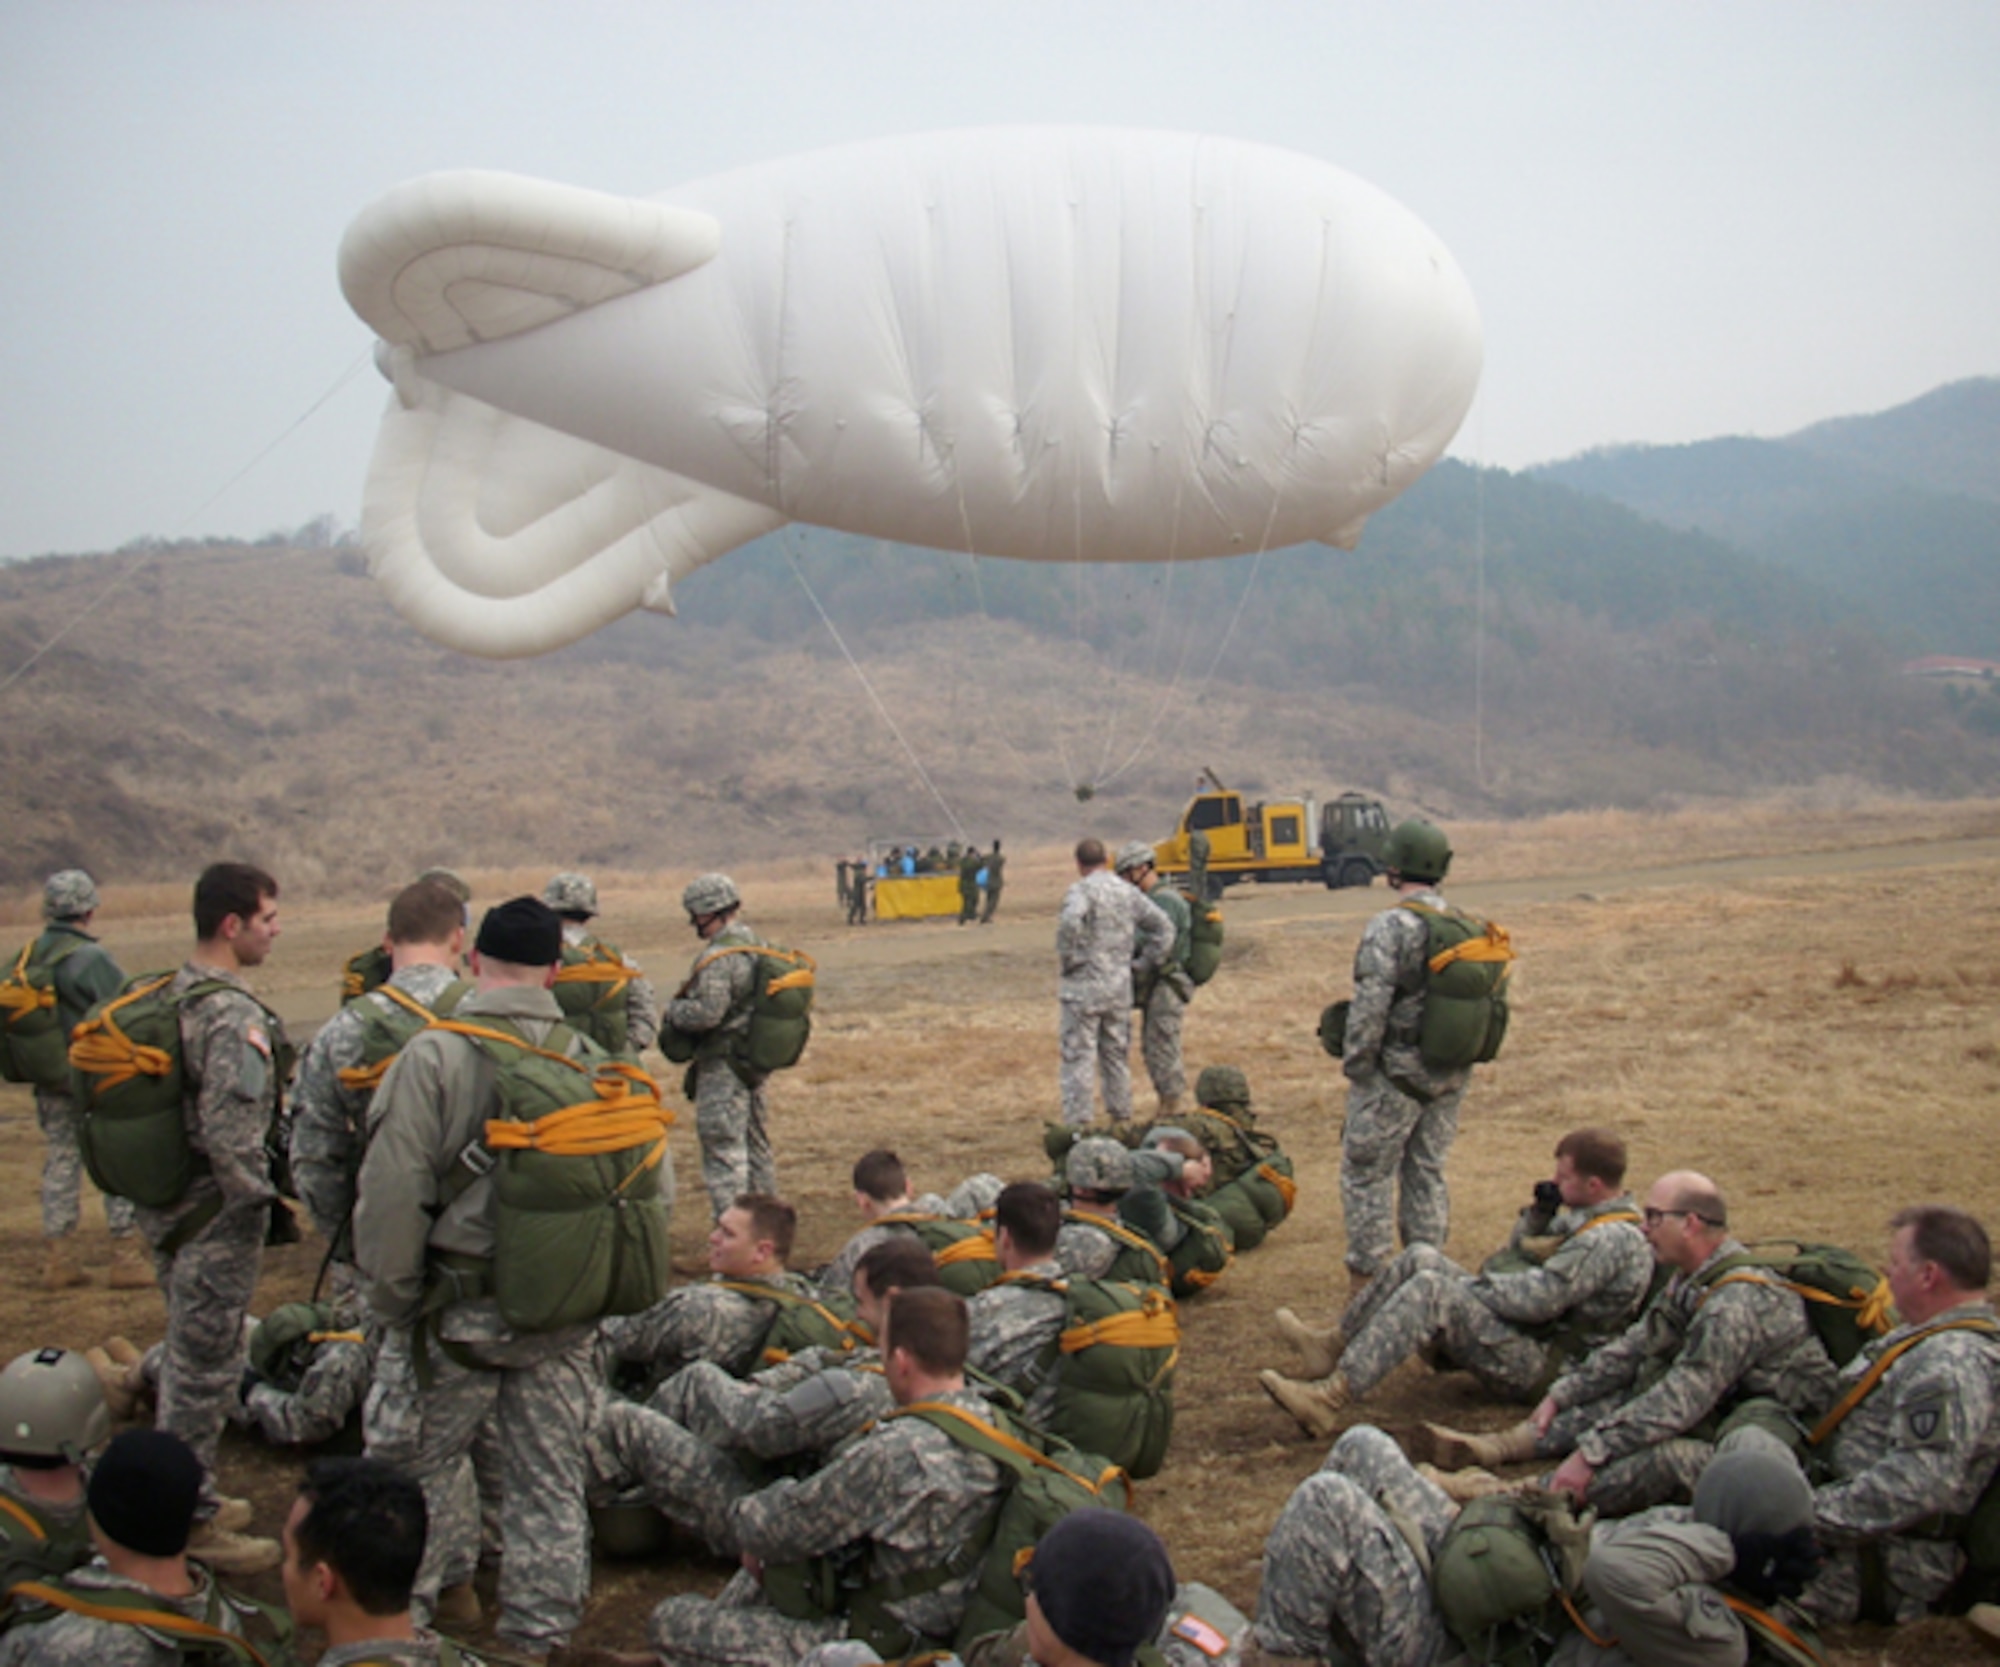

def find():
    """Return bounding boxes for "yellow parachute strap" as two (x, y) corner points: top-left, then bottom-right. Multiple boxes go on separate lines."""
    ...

(1180, 1250), (1234, 1292)
(6, 1580), (273, 1667)
(0, 1493), (47, 1541)
(1403, 900), (1517, 973)
(0, 942), (55, 1023)
(555, 943), (632, 1008)
(67, 973), (178, 1093)
(1557, 1589), (1617, 1650)
(1573, 1210), (1643, 1234)
(1083, 1214), (1171, 1284)
(692, 943), (818, 997)
(1721, 1596), (1829, 1667)
(1700, 1268), (1898, 1334)
(305, 1329), (368, 1348)
(937, 1231), (997, 1268)
(334, 983), (440, 1094)
(1809, 1316), (2000, 1447)
(1255, 1160), (1298, 1213)
(1060, 1287), (1182, 1362)
(893, 1399), (1127, 1497)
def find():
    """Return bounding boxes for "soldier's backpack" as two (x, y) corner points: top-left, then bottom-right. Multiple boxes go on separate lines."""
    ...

(425, 1017), (674, 1333)
(0, 936), (86, 1089)
(715, 1279), (872, 1369)
(338, 943), (391, 1003)
(1694, 1240), (1896, 1368)
(1182, 889), (1224, 987)
(872, 1212), (1002, 1297)
(1204, 1150), (1297, 1254)
(333, 980), (474, 1104)
(1429, 1490), (1594, 1667)
(553, 936), (637, 1054)
(0, 1492), (93, 1628)
(1062, 1209), (1174, 1292)
(1161, 1195), (1234, 1297)
(659, 941), (816, 1076)
(1024, 1274), (1181, 1480)
(69, 973), (294, 1213)
(4, 1575), (298, 1665)
(1401, 900), (1516, 1070)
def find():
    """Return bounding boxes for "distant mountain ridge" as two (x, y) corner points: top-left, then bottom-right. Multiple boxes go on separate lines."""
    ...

(1532, 377), (2000, 657)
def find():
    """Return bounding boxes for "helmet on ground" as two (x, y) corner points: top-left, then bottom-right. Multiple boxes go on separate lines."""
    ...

(591, 1493), (674, 1558)
(1194, 1064), (1250, 1110)
(0, 1347), (111, 1462)
(42, 870), (99, 922)
(1067, 1137), (1135, 1195)
(683, 874), (741, 917)
(1384, 819), (1452, 884)
(1113, 841), (1156, 876)
(541, 872), (599, 918)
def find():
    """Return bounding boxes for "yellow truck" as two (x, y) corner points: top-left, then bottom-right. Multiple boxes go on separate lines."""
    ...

(1151, 772), (1391, 894)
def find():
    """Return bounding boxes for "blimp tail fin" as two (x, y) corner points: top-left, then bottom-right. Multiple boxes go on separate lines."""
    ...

(361, 378), (783, 659)
(339, 170), (721, 356)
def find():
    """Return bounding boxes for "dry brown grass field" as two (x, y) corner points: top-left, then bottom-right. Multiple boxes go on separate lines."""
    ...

(4, 796), (2000, 1663)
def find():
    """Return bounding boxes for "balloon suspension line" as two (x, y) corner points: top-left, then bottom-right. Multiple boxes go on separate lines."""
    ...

(0, 349), (375, 703)
(780, 527), (968, 844)
(1473, 457), (1488, 790)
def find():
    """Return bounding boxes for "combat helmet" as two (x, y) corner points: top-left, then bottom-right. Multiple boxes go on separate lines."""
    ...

(0, 1347), (111, 1463)
(1067, 1137), (1135, 1197)
(541, 872), (599, 918)
(1194, 1064), (1251, 1112)
(683, 874), (741, 918)
(42, 870), (99, 923)
(1383, 819), (1452, 885)
(1113, 841), (1157, 876)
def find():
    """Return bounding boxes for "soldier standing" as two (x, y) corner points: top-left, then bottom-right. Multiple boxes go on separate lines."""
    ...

(131, 862), (289, 1575)
(1338, 819), (1470, 1289)
(835, 858), (852, 919)
(14, 871), (148, 1291)
(664, 874), (779, 1220)
(354, 896), (602, 1661)
(848, 856), (872, 926)
(543, 871), (660, 1055)
(957, 845), (983, 925)
(979, 840), (1005, 923)
(1113, 842), (1193, 1118)
(1056, 839), (1173, 1127)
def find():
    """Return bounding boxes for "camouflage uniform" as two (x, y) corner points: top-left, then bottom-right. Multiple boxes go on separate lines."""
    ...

(587, 1394), (757, 1554)
(131, 964), (287, 1521)
(319, 1634), (476, 1666)
(1543, 1238), (1841, 1516)
(1250, 1424), (1456, 1666)
(966, 1262), (1067, 1421)
(815, 1174), (1005, 1300)
(1055, 1210), (1170, 1287)
(354, 983), (602, 1656)
(1056, 869), (1173, 1126)
(668, 921), (776, 1219)
(0, 1459), (90, 1589)
(559, 918), (660, 1055)
(1335, 1197), (1653, 1400)
(648, 1384), (1010, 1665)
(1136, 883), (1193, 1106)
(958, 850), (983, 924)
(290, 960), (465, 1248)
(600, 1273), (820, 1383)
(238, 1325), (374, 1448)
(26, 911), (131, 1240)
(1795, 1298), (2000, 1625)
(0, 1560), (245, 1667)
(651, 1352), (893, 1461)
(979, 847), (1004, 923)
(1339, 890), (1470, 1279)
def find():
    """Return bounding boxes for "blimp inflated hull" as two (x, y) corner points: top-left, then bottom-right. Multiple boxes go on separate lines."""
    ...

(340, 128), (1482, 658)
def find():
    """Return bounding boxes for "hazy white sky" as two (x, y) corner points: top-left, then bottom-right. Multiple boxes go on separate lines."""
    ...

(2, 1), (1996, 559)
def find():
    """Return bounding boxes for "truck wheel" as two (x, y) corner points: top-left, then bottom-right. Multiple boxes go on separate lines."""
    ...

(1338, 859), (1374, 890)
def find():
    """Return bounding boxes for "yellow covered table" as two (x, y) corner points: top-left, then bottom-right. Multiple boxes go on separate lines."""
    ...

(872, 875), (964, 920)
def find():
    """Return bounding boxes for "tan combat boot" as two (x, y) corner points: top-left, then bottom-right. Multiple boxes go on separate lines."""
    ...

(85, 1346), (140, 1420)
(1416, 1462), (1514, 1504)
(434, 1583), (483, 1629)
(108, 1235), (153, 1290)
(1421, 1417), (1539, 1471)
(43, 1239), (89, 1291)
(1257, 1368), (1353, 1441)
(1156, 1091), (1186, 1119)
(185, 1522), (282, 1576)
(1272, 1307), (1343, 1380)
(1346, 1267), (1374, 1304)
(211, 1497), (254, 1533)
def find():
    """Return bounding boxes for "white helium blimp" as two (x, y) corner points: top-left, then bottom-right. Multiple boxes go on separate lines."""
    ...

(339, 128), (1482, 658)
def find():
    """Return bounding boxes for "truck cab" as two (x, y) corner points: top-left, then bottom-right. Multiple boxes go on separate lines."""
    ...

(1153, 784), (1389, 891)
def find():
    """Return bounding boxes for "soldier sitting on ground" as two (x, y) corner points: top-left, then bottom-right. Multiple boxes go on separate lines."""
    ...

(1259, 1126), (1651, 1440)
(0, 1349), (108, 1609)
(1424, 1170), (1841, 1518)
(815, 1148), (1003, 1300)
(1056, 1140), (1173, 1287)
(965, 1182), (1070, 1421)
(600, 1194), (817, 1390)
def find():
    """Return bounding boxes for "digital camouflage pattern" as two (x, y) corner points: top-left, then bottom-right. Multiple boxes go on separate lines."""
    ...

(1340, 889), (1471, 1279)
(290, 960), (464, 1245)
(966, 1262), (1069, 1421)
(652, 1354), (893, 1461)
(815, 1175), (1005, 1301)
(1545, 1237), (1841, 1516)
(132, 963), (287, 1520)
(1799, 1298), (2000, 1624)
(669, 921), (776, 1219)
(648, 1384), (1010, 1665)
(600, 1274), (821, 1383)
(587, 1393), (755, 1554)
(42, 870), (100, 921)
(319, 1632), (477, 1665)
(1056, 868), (1173, 1126)
(0, 1560), (244, 1667)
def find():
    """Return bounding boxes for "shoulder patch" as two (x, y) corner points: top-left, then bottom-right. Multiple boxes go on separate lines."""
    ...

(1899, 1391), (1954, 1449)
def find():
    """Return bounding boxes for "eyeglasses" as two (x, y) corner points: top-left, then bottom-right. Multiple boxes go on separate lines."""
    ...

(1643, 1207), (1720, 1228)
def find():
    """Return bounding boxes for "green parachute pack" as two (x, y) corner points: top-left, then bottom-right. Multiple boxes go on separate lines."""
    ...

(659, 939), (816, 1077)
(552, 936), (638, 1054)
(0, 1491), (93, 1630)
(714, 1279), (872, 1369)
(1401, 900), (1515, 1070)
(0, 936), (87, 1089)
(1202, 1146), (1296, 1254)
(871, 1211), (1002, 1297)
(4, 1574), (298, 1666)
(762, 1398), (1130, 1660)
(68, 973), (294, 1213)
(425, 1016), (673, 1334)
(338, 943), (392, 1003)
(1159, 1195), (1234, 1297)
(1017, 1273), (1180, 1480)
(1182, 888), (1224, 986)
(1693, 1239), (1895, 1368)
(333, 979), (473, 1105)
(1430, 1490), (1595, 1667)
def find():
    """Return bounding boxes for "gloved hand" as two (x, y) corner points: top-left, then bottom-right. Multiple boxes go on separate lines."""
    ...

(1118, 1184), (1176, 1248)
(238, 1367), (264, 1408)
(1533, 1180), (1562, 1215)
(1729, 1526), (1823, 1602)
